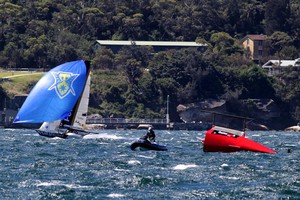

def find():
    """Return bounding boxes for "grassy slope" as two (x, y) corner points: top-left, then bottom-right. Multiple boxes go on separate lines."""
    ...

(0, 72), (44, 97)
(0, 69), (126, 104)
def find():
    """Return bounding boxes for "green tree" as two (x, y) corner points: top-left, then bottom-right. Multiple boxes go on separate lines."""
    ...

(265, 0), (291, 35)
(149, 48), (215, 102)
(238, 0), (265, 34)
(0, 1), (22, 34)
(280, 46), (300, 59)
(23, 35), (51, 68)
(222, 0), (241, 34)
(266, 31), (293, 61)
(210, 32), (243, 55)
(239, 66), (275, 99)
(92, 48), (115, 70)
(290, 1), (300, 47)
(123, 58), (142, 95)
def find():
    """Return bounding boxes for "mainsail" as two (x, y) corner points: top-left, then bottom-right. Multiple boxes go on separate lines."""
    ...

(62, 72), (91, 129)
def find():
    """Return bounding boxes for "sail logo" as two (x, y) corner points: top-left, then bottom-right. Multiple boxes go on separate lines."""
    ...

(48, 71), (79, 99)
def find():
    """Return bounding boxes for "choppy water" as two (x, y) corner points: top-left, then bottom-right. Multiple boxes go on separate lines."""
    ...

(0, 129), (299, 199)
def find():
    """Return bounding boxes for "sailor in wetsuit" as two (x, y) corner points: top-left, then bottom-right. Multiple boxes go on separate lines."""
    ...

(141, 127), (156, 143)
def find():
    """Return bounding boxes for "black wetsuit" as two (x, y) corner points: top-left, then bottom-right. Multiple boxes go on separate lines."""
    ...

(141, 129), (156, 142)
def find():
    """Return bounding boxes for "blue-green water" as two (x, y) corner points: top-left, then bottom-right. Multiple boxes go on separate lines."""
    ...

(0, 129), (299, 199)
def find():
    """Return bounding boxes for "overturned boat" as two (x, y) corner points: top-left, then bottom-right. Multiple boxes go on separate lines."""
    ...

(202, 112), (277, 154)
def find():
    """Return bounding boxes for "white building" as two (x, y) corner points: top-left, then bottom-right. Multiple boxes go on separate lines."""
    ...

(262, 58), (300, 76)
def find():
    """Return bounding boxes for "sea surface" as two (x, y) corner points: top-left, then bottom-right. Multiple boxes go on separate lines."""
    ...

(0, 129), (299, 200)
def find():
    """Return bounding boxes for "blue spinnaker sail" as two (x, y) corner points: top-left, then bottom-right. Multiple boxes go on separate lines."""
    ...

(14, 60), (87, 123)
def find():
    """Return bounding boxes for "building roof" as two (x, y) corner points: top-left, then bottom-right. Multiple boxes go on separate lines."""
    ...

(262, 58), (300, 68)
(241, 34), (267, 42)
(96, 40), (206, 47)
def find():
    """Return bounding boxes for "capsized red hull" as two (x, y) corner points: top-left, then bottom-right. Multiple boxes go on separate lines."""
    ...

(203, 128), (277, 154)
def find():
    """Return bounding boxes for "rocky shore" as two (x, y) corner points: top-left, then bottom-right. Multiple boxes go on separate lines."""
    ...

(177, 98), (291, 131)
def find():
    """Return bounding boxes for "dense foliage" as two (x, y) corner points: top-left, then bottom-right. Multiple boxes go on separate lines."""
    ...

(0, 0), (300, 122)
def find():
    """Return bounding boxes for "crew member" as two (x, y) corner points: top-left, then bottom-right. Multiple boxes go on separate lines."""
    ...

(141, 127), (156, 143)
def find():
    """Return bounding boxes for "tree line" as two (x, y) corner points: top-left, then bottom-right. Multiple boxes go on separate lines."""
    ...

(0, 0), (299, 123)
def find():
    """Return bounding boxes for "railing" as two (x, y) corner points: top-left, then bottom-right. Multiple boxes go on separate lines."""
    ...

(86, 118), (167, 124)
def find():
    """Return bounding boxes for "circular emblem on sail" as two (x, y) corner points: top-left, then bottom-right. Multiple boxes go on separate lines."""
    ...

(48, 71), (80, 99)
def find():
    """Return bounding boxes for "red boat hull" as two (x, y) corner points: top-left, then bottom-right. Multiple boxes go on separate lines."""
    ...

(203, 128), (277, 154)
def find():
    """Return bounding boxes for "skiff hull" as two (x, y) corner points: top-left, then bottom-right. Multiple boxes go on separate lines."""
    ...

(36, 130), (68, 139)
(36, 129), (86, 139)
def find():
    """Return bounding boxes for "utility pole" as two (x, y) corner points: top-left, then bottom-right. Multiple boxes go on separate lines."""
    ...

(166, 95), (170, 125)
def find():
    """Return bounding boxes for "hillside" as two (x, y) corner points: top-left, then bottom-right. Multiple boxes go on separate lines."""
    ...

(0, 0), (300, 128)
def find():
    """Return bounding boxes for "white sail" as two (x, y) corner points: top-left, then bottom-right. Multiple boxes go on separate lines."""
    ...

(72, 73), (91, 128)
